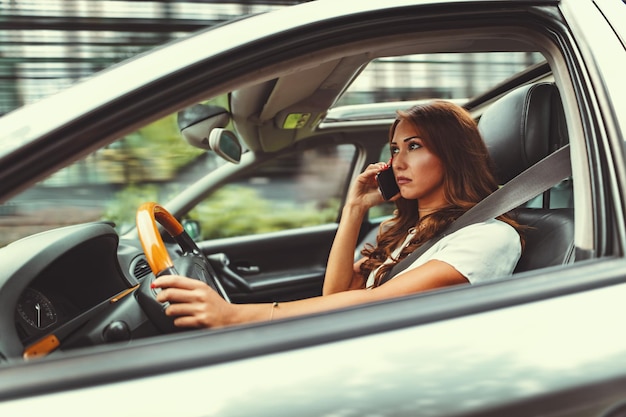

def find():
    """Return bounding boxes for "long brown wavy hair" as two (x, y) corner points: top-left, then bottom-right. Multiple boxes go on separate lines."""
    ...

(360, 101), (523, 287)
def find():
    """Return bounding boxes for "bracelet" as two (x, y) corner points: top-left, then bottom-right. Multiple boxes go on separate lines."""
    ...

(269, 301), (279, 321)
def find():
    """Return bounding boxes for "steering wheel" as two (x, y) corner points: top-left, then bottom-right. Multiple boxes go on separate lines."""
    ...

(135, 202), (228, 332)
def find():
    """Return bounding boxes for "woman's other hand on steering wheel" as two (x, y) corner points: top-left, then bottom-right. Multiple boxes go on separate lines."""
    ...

(152, 275), (232, 328)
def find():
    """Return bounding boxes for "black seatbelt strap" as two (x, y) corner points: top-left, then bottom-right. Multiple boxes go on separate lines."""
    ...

(379, 144), (571, 285)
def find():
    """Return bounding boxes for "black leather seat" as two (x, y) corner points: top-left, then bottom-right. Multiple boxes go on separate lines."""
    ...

(510, 208), (574, 272)
(477, 82), (575, 272)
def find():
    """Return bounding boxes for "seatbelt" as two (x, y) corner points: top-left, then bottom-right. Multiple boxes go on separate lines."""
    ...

(379, 144), (571, 285)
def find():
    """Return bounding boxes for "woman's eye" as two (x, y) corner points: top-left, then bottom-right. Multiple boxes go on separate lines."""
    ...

(408, 142), (422, 150)
(390, 147), (399, 155)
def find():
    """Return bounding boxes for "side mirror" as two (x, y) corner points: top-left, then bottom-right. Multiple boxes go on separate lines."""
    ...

(182, 219), (201, 240)
(208, 128), (242, 164)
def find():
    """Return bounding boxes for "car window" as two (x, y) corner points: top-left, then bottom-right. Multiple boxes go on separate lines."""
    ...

(187, 144), (357, 240)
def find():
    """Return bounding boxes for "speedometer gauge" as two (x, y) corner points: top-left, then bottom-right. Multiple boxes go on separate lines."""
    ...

(17, 288), (58, 330)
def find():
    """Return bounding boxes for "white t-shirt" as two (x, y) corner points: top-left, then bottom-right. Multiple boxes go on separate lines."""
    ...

(366, 218), (521, 288)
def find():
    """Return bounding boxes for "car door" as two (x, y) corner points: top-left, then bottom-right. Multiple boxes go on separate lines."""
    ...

(3, 1), (626, 416)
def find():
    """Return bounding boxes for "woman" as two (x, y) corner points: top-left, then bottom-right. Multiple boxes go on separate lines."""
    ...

(152, 101), (522, 328)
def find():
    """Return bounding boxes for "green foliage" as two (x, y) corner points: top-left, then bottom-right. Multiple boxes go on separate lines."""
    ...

(103, 185), (340, 240)
(102, 185), (161, 232)
(188, 186), (340, 239)
(369, 202), (396, 219)
(124, 115), (205, 180)
(112, 96), (230, 183)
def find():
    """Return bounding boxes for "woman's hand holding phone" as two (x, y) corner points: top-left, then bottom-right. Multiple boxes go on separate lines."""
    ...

(344, 162), (397, 211)
(376, 165), (400, 200)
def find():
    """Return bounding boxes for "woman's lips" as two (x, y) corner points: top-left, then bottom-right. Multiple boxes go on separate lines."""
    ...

(396, 176), (411, 185)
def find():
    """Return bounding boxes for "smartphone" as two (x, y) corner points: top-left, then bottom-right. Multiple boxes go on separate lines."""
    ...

(376, 166), (400, 200)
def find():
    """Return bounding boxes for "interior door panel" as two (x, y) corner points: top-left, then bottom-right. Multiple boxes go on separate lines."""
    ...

(198, 220), (383, 303)
(199, 224), (338, 303)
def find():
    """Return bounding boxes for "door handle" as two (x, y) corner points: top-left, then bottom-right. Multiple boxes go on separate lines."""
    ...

(206, 253), (253, 292)
(235, 265), (260, 275)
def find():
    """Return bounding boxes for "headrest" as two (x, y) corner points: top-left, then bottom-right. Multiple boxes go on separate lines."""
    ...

(478, 83), (567, 184)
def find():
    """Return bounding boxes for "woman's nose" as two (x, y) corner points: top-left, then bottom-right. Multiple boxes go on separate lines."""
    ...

(392, 152), (407, 170)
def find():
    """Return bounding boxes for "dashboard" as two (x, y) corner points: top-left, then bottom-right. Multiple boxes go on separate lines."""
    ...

(0, 222), (151, 357)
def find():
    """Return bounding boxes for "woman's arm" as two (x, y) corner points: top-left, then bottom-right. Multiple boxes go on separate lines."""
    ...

(322, 203), (368, 295)
(322, 162), (389, 295)
(152, 258), (466, 328)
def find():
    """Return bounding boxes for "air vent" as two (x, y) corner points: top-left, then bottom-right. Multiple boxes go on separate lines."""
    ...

(132, 257), (152, 280)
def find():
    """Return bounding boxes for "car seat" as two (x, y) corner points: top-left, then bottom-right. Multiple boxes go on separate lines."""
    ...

(477, 82), (575, 272)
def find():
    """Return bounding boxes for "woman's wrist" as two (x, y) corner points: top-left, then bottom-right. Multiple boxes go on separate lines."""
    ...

(342, 200), (369, 217)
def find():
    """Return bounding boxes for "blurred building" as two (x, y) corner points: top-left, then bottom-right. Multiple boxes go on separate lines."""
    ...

(0, 0), (307, 115)
(1, 0), (542, 115)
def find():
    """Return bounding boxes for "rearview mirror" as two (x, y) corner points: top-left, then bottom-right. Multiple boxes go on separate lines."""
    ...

(177, 104), (230, 150)
(208, 128), (242, 164)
